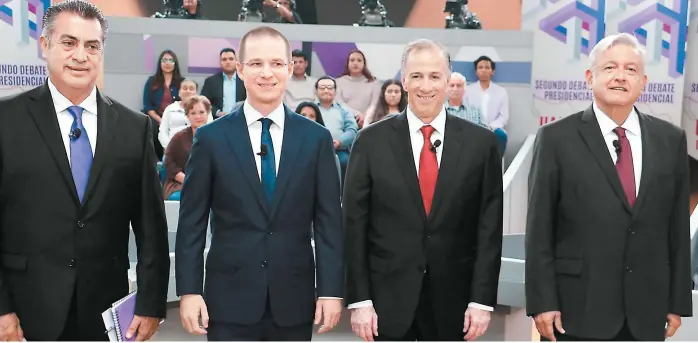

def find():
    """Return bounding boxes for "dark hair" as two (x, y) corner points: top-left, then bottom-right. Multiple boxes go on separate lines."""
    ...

(42, 0), (108, 44)
(474, 56), (496, 70)
(315, 75), (336, 89)
(295, 102), (325, 126)
(238, 26), (290, 62)
(220, 48), (236, 56)
(150, 49), (183, 91)
(340, 49), (376, 81)
(372, 79), (406, 122)
(291, 49), (307, 61)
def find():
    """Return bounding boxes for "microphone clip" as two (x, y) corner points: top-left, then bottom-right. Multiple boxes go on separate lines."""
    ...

(429, 139), (442, 153)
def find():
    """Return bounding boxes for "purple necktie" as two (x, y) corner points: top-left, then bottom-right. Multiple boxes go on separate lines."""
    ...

(614, 127), (635, 207)
(67, 106), (93, 203)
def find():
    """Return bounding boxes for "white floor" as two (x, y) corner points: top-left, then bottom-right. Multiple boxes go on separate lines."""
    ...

(153, 303), (360, 341)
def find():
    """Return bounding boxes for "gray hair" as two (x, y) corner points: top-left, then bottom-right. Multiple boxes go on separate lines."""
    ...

(588, 33), (646, 72)
(450, 72), (466, 83)
(41, 0), (108, 44)
(401, 39), (452, 75)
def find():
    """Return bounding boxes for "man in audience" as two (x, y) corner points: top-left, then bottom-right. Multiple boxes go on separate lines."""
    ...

(445, 72), (486, 127)
(200, 48), (247, 118)
(285, 50), (317, 109)
(315, 76), (358, 180)
(0, 0), (170, 340)
(175, 26), (344, 341)
(344, 39), (503, 341)
(466, 56), (509, 154)
(264, 0), (302, 23)
(526, 33), (693, 341)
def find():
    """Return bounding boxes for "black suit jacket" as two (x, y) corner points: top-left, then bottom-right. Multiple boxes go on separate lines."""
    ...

(343, 113), (503, 338)
(199, 72), (247, 117)
(175, 106), (343, 326)
(525, 106), (694, 341)
(0, 84), (170, 340)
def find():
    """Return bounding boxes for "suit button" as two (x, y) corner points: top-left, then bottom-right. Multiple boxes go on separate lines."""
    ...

(77, 221), (84, 228)
(268, 231), (273, 235)
(69, 259), (76, 267)
(261, 261), (268, 268)
(626, 267), (632, 272)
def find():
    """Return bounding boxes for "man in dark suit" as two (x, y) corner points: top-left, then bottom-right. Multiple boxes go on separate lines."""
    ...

(0, 1), (170, 341)
(175, 26), (344, 341)
(526, 33), (694, 341)
(344, 39), (503, 341)
(200, 48), (247, 118)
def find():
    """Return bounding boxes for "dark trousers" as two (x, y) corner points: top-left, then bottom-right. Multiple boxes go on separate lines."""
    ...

(375, 276), (459, 341)
(543, 321), (637, 341)
(207, 293), (313, 341)
(150, 116), (164, 160)
(53, 289), (108, 341)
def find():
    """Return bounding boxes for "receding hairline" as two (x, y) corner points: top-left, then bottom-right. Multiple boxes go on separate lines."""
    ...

(238, 26), (292, 62)
(401, 39), (452, 75)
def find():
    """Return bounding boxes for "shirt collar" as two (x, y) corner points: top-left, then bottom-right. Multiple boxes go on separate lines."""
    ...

(243, 100), (286, 130)
(406, 106), (447, 134)
(47, 77), (98, 115)
(593, 102), (641, 137)
(222, 72), (237, 80)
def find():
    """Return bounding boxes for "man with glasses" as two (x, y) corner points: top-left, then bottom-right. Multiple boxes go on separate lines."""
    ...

(175, 26), (344, 341)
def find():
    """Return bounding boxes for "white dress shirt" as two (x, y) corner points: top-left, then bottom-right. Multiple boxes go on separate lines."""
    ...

(348, 106), (493, 312)
(48, 78), (97, 164)
(466, 81), (509, 130)
(593, 102), (642, 195)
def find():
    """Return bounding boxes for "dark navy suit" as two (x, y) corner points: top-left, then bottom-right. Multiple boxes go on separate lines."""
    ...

(175, 104), (344, 340)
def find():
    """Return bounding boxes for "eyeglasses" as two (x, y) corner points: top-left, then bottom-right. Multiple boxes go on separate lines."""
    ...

(241, 61), (289, 73)
(317, 85), (335, 90)
(161, 58), (176, 64)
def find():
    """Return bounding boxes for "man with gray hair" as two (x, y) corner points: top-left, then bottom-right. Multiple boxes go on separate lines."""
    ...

(0, 0), (170, 341)
(526, 32), (693, 341)
(344, 38), (503, 341)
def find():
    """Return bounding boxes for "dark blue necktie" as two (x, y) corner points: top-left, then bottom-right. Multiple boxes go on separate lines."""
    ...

(67, 106), (93, 203)
(260, 118), (276, 205)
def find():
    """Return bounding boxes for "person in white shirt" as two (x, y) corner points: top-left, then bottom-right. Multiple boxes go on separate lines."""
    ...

(466, 56), (509, 154)
(158, 79), (213, 149)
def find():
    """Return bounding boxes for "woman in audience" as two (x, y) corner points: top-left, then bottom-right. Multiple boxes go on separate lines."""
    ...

(158, 79), (213, 149)
(295, 101), (325, 126)
(142, 49), (184, 159)
(163, 95), (211, 201)
(335, 49), (381, 128)
(364, 79), (407, 126)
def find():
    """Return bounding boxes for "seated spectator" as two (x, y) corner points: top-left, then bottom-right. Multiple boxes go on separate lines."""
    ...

(364, 79), (406, 126)
(335, 49), (381, 128)
(163, 95), (211, 200)
(200, 48), (247, 118)
(295, 102), (342, 186)
(159, 79), (213, 149)
(314, 76), (358, 179)
(447, 72), (507, 155)
(285, 50), (317, 109)
(466, 56), (509, 153)
(142, 49), (184, 159)
(264, 0), (302, 23)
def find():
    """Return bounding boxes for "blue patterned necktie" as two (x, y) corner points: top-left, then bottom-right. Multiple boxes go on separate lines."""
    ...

(67, 106), (93, 203)
(260, 118), (276, 206)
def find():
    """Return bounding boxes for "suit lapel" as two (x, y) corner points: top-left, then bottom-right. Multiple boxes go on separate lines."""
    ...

(632, 112), (655, 218)
(389, 114), (427, 221)
(269, 108), (305, 220)
(578, 106), (632, 214)
(224, 109), (269, 215)
(27, 84), (79, 205)
(81, 91), (118, 207)
(428, 115), (464, 222)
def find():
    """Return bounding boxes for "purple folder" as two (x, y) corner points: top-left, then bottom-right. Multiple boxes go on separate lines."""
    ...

(111, 291), (137, 342)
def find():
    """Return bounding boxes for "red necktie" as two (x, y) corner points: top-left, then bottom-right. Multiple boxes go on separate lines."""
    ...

(419, 125), (438, 216)
(614, 127), (636, 207)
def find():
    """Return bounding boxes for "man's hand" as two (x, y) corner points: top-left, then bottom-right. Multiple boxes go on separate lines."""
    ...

(333, 140), (341, 149)
(665, 313), (681, 338)
(463, 307), (491, 340)
(350, 306), (378, 342)
(125, 316), (160, 341)
(533, 311), (564, 341)
(0, 313), (23, 342)
(314, 299), (342, 333)
(180, 294), (209, 335)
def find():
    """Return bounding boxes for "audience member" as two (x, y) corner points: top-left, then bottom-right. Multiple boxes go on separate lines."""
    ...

(364, 79), (406, 126)
(200, 48), (247, 118)
(315, 76), (358, 179)
(295, 101), (325, 126)
(264, 0), (302, 23)
(466, 56), (509, 152)
(142, 49), (184, 159)
(445, 72), (485, 126)
(163, 95), (211, 201)
(159, 79), (213, 149)
(336, 49), (381, 128)
(285, 50), (317, 109)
